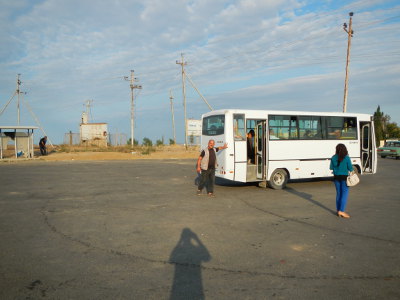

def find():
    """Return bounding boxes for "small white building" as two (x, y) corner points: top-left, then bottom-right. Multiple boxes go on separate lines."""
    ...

(80, 113), (108, 147)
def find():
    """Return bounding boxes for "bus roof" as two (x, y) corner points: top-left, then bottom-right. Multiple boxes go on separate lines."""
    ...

(202, 109), (372, 119)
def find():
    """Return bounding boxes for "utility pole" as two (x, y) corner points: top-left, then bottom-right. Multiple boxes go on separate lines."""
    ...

(16, 74), (21, 125)
(169, 89), (176, 144)
(176, 53), (188, 149)
(125, 70), (142, 148)
(0, 74), (54, 148)
(343, 12), (354, 113)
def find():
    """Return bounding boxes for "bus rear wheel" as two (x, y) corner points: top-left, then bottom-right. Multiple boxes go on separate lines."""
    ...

(268, 169), (288, 189)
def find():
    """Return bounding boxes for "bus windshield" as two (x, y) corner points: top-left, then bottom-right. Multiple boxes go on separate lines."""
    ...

(202, 115), (225, 136)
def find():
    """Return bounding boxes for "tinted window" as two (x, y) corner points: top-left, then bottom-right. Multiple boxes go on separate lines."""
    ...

(363, 125), (369, 149)
(202, 115), (225, 136)
(386, 142), (400, 147)
(268, 115), (298, 139)
(326, 117), (357, 140)
(298, 116), (322, 139)
(233, 114), (246, 141)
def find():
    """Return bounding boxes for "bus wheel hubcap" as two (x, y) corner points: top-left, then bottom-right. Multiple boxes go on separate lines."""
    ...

(274, 173), (283, 184)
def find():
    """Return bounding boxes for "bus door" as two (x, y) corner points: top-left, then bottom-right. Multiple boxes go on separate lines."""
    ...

(360, 121), (376, 173)
(256, 121), (267, 180)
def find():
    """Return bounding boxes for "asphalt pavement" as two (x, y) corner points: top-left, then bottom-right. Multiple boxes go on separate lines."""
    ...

(0, 157), (399, 299)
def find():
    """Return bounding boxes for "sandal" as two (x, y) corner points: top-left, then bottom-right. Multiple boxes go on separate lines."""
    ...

(338, 211), (350, 218)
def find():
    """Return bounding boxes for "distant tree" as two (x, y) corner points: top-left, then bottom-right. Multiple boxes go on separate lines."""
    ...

(142, 137), (153, 147)
(373, 106), (397, 144)
(169, 138), (175, 145)
(373, 106), (384, 145)
(127, 138), (138, 146)
(387, 122), (400, 139)
(156, 139), (164, 146)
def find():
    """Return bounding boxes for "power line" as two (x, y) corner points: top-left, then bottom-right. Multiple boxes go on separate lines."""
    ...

(21, 94), (54, 149)
(357, 14), (400, 29)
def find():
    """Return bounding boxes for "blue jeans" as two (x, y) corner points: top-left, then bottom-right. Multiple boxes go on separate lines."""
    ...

(334, 180), (349, 212)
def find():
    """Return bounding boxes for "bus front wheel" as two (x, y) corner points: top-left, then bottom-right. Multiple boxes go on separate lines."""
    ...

(268, 169), (288, 190)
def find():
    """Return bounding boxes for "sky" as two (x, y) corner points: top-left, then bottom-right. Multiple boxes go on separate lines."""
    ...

(0, 0), (399, 145)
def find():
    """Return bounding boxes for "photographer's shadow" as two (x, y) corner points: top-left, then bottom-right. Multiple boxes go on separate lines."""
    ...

(169, 228), (211, 300)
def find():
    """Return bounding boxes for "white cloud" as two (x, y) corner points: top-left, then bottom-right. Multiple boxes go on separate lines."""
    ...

(0, 0), (399, 144)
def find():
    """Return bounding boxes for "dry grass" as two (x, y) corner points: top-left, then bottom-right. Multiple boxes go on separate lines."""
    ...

(40, 144), (200, 161)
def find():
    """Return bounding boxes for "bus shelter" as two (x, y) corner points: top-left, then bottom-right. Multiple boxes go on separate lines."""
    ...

(0, 126), (38, 159)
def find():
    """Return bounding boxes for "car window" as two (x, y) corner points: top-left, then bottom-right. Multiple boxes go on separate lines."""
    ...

(385, 142), (400, 147)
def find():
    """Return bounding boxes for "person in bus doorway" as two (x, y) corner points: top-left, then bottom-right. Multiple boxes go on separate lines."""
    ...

(39, 136), (47, 156)
(247, 129), (255, 164)
(196, 139), (228, 197)
(330, 143), (354, 218)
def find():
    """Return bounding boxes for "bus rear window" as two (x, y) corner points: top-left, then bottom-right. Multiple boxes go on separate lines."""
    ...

(202, 115), (225, 136)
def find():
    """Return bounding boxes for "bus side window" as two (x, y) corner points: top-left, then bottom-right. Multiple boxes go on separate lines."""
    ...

(341, 117), (357, 139)
(298, 116), (322, 139)
(328, 129), (341, 139)
(269, 115), (298, 139)
(326, 117), (343, 139)
(326, 116), (357, 140)
(233, 114), (246, 141)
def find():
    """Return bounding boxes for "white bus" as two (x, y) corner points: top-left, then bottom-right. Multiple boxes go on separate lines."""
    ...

(201, 109), (377, 189)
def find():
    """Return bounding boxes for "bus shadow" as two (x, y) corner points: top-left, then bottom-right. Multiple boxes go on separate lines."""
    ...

(285, 186), (337, 216)
(215, 177), (255, 187)
(288, 177), (333, 184)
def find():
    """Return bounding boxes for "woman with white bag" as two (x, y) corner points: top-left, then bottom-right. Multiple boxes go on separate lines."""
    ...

(329, 143), (354, 218)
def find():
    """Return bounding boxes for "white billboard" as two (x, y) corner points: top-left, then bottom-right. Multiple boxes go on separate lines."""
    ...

(187, 119), (202, 136)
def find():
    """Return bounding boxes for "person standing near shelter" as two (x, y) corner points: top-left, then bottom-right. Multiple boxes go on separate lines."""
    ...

(39, 136), (47, 156)
(330, 143), (353, 218)
(196, 139), (228, 197)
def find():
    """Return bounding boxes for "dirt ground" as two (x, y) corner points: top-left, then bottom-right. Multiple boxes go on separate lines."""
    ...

(40, 145), (200, 161)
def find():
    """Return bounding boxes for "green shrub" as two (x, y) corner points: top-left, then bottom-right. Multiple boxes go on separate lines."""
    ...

(142, 137), (153, 147)
(127, 138), (139, 146)
(141, 147), (156, 155)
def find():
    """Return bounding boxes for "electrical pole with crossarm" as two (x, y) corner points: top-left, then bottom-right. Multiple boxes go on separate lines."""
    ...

(176, 54), (188, 148)
(343, 12), (354, 113)
(125, 70), (142, 148)
(16, 74), (21, 125)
